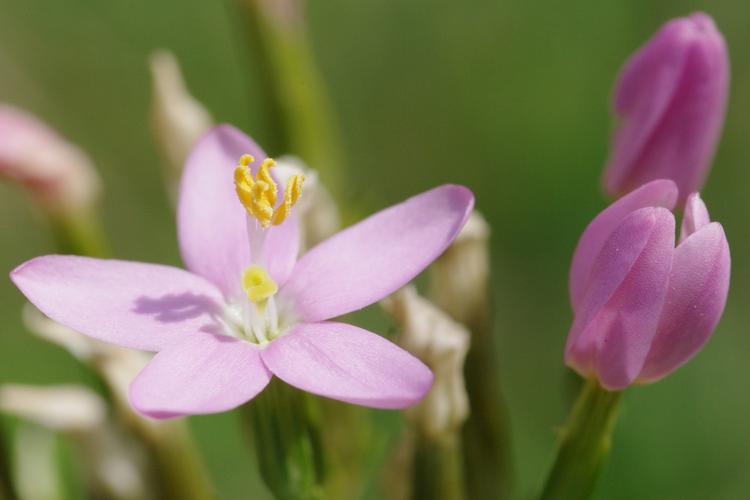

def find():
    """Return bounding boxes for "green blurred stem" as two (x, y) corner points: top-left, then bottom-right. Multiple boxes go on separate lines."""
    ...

(242, 380), (326, 500)
(412, 434), (465, 500)
(233, 0), (345, 202)
(540, 379), (622, 500)
(0, 428), (16, 500)
(48, 208), (109, 257)
(139, 422), (216, 500)
(460, 306), (514, 500)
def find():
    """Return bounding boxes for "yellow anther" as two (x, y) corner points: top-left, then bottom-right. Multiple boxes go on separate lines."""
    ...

(273, 174), (305, 226)
(235, 165), (254, 188)
(242, 265), (278, 303)
(239, 154), (255, 167)
(233, 154), (305, 229)
(256, 158), (278, 206)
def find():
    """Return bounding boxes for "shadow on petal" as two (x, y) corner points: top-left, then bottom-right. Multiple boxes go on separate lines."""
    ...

(132, 293), (222, 323)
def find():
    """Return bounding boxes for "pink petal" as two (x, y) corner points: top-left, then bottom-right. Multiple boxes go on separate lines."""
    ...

(11, 255), (224, 351)
(177, 125), (299, 297)
(261, 322), (433, 409)
(255, 214), (300, 287)
(565, 207), (675, 390)
(679, 192), (710, 243)
(129, 333), (271, 418)
(569, 180), (677, 313)
(638, 222), (730, 382)
(280, 185), (474, 322)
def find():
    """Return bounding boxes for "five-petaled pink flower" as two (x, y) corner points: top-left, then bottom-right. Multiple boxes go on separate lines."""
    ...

(566, 179), (730, 390)
(11, 125), (474, 418)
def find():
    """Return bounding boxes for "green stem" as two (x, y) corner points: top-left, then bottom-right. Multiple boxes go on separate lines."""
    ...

(242, 380), (326, 500)
(48, 208), (109, 258)
(460, 306), (514, 500)
(233, 0), (346, 203)
(540, 379), (622, 500)
(0, 427), (16, 500)
(317, 403), (369, 500)
(141, 423), (216, 500)
(412, 434), (465, 500)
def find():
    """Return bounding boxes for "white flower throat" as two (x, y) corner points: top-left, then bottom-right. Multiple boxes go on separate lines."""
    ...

(221, 153), (304, 344)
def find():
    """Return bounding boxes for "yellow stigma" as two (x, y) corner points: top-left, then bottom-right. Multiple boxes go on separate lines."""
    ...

(234, 154), (304, 228)
(242, 265), (278, 303)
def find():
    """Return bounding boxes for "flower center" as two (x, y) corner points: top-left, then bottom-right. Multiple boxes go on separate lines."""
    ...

(223, 264), (281, 344)
(220, 263), (287, 345)
(222, 154), (305, 345)
(234, 154), (304, 228)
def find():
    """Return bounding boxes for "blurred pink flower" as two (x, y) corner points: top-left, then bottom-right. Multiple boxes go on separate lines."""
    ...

(11, 125), (474, 418)
(603, 13), (729, 202)
(0, 105), (101, 212)
(567, 179), (730, 390)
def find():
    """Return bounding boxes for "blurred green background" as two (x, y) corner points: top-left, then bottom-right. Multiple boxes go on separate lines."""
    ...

(1, 0), (749, 498)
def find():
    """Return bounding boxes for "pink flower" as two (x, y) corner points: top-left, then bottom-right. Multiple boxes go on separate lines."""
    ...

(602, 13), (729, 202)
(11, 125), (474, 418)
(567, 179), (730, 390)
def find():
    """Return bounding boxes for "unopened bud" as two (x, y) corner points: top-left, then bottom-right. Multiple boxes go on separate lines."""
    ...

(603, 13), (728, 201)
(382, 286), (470, 439)
(150, 50), (213, 197)
(0, 105), (101, 213)
(429, 210), (490, 325)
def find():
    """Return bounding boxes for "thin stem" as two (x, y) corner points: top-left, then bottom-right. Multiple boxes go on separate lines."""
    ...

(540, 379), (622, 500)
(232, 0), (346, 203)
(460, 305), (514, 500)
(242, 380), (326, 500)
(412, 433), (465, 500)
(141, 423), (216, 500)
(49, 208), (109, 258)
(0, 427), (17, 500)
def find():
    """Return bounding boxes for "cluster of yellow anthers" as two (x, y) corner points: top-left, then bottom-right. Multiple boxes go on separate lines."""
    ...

(234, 154), (304, 228)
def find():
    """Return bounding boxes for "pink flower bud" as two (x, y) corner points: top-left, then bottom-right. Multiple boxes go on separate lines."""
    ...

(0, 105), (101, 212)
(603, 13), (729, 202)
(566, 180), (730, 389)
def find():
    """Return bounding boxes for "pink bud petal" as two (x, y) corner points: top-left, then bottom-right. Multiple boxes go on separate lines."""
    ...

(566, 207), (675, 390)
(569, 179), (677, 313)
(638, 222), (730, 382)
(679, 192), (711, 243)
(603, 12), (728, 201)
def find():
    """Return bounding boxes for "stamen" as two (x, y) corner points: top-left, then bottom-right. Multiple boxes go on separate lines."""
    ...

(233, 154), (305, 228)
(272, 174), (304, 226)
(256, 159), (278, 207)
